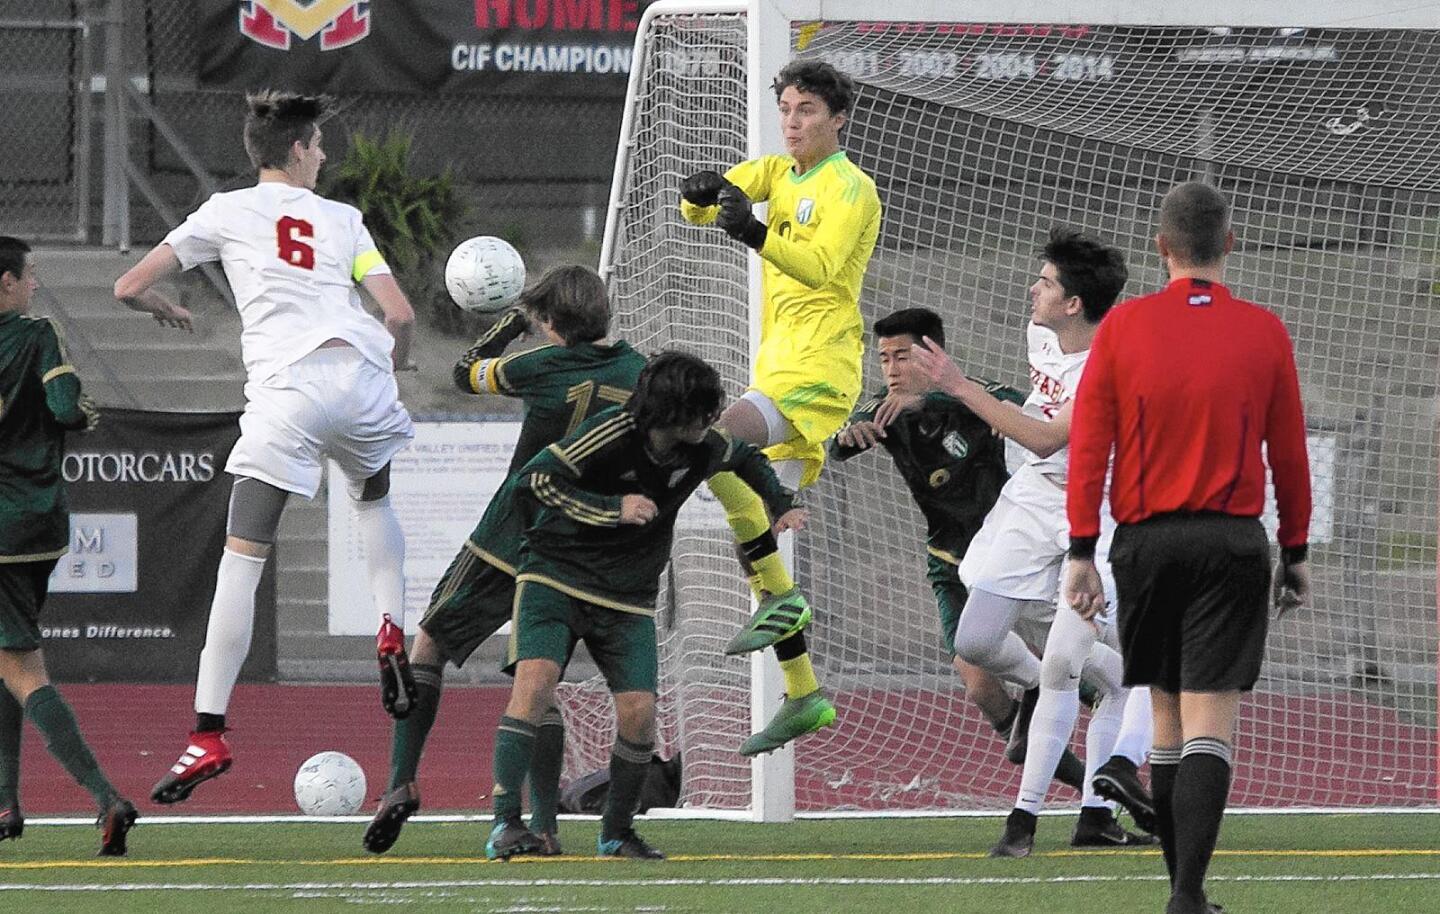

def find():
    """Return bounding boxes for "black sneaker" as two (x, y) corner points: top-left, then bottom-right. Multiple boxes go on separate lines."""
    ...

(363, 782), (420, 854)
(1004, 688), (1040, 764)
(485, 816), (542, 860)
(535, 830), (563, 856)
(0, 802), (22, 842)
(1071, 806), (1159, 847)
(1091, 755), (1157, 834)
(597, 829), (665, 859)
(97, 797), (138, 857)
(989, 808), (1036, 858)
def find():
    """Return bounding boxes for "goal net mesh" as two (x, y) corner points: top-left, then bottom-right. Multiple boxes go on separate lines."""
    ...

(567, 12), (1440, 812)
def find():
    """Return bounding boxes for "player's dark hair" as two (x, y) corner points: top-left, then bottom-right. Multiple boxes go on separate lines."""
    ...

(0, 236), (30, 284)
(243, 91), (335, 171)
(773, 60), (856, 116)
(1159, 181), (1231, 267)
(521, 265), (610, 345)
(626, 350), (724, 433)
(874, 308), (945, 349)
(1041, 227), (1128, 324)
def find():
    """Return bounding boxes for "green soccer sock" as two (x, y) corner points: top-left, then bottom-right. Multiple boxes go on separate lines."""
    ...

(389, 664), (443, 789)
(528, 707), (565, 835)
(0, 684), (22, 805)
(601, 736), (653, 841)
(24, 686), (115, 809)
(491, 716), (537, 822)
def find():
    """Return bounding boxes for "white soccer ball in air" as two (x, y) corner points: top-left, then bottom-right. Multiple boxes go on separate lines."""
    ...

(293, 751), (367, 816)
(445, 235), (527, 313)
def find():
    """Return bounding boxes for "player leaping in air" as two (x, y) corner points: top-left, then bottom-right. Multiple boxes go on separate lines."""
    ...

(115, 92), (419, 804)
(679, 60), (881, 755)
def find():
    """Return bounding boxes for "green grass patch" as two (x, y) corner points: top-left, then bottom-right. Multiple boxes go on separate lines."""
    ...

(1, 814), (1437, 913)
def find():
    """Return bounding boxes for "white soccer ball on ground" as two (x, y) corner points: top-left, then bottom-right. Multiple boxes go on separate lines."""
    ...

(445, 235), (527, 313)
(293, 751), (367, 816)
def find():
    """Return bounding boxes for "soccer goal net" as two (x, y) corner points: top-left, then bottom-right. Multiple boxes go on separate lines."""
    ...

(572, 0), (1440, 816)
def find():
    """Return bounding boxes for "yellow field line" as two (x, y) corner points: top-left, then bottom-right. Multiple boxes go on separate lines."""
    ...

(5, 848), (1440, 870)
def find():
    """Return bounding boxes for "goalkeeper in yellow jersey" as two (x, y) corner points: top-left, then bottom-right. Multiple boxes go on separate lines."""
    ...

(679, 60), (882, 755)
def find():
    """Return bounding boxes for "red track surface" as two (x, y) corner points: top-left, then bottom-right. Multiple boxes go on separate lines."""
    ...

(19, 684), (1436, 814)
(18, 684), (510, 815)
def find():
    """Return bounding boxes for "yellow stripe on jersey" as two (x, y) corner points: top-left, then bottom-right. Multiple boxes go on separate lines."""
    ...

(42, 365), (76, 384)
(553, 413), (634, 467)
(515, 573), (654, 616)
(352, 249), (386, 283)
(531, 474), (620, 526)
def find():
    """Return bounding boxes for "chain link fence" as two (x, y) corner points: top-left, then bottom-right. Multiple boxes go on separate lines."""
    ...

(0, 0), (91, 241)
(121, 0), (623, 250)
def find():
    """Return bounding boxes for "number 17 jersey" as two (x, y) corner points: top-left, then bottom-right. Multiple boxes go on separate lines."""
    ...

(163, 183), (396, 384)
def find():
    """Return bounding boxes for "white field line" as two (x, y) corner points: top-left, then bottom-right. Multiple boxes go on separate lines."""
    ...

(3, 873), (1440, 892)
(26, 807), (1440, 826)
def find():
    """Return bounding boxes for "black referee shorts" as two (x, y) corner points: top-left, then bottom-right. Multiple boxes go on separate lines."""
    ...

(1110, 513), (1271, 693)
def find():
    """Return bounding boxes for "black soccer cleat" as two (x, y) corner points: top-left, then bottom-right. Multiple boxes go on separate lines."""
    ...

(97, 797), (138, 857)
(485, 816), (543, 860)
(597, 829), (665, 859)
(1091, 755), (1157, 834)
(363, 782), (420, 854)
(989, 808), (1036, 858)
(1004, 688), (1040, 765)
(0, 802), (22, 842)
(535, 830), (563, 857)
(1071, 806), (1160, 848)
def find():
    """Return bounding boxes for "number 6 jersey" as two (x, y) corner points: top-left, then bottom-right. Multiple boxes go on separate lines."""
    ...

(163, 183), (396, 384)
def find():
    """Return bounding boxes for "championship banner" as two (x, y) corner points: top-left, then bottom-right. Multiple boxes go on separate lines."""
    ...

(42, 409), (277, 683)
(198, 0), (658, 96)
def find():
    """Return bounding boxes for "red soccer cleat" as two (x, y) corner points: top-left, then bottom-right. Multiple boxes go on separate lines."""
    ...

(377, 613), (417, 720)
(150, 730), (232, 804)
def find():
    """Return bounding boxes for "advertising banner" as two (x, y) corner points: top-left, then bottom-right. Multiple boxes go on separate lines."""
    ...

(42, 410), (276, 683)
(199, 0), (657, 96)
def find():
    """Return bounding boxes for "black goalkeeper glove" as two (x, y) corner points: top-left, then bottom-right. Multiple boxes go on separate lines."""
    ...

(715, 184), (768, 251)
(681, 170), (727, 206)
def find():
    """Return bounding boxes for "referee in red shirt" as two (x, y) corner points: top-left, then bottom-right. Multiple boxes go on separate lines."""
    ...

(1065, 183), (1312, 914)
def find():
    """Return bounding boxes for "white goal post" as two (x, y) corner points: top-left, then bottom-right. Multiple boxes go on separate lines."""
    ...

(588, 0), (1440, 821)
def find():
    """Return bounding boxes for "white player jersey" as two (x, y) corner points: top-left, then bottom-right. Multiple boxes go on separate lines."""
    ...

(1004, 322), (1089, 477)
(164, 183), (395, 384)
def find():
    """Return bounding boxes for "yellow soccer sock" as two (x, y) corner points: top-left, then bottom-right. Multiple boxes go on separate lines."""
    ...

(708, 472), (770, 541)
(778, 653), (820, 699)
(751, 551), (794, 597)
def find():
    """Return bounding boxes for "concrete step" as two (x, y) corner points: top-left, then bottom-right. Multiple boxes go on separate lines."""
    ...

(84, 376), (246, 412)
(89, 342), (244, 377)
(32, 248), (143, 290)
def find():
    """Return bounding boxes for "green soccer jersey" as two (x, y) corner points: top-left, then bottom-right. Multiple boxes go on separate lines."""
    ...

(453, 316), (646, 571)
(454, 311), (647, 474)
(515, 407), (796, 614)
(830, 381), (1023, 563)
(0, 312), (90, 561)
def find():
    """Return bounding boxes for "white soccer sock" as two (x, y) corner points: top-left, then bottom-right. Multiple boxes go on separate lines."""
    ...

(194, 548), (267, 716)
(990, 632), (1042, 689)
(1111, 685), (1154, 766)
(354, 496), (407, 629)
(1083, 689), (1128, 807)
(1015, 686), (1080, 815)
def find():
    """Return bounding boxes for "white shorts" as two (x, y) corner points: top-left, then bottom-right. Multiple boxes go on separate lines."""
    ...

(227, 346), (414, 498)
(960, 464), (1118, 611)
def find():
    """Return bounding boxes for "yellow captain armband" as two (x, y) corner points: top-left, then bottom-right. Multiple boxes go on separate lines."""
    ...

(352, 249), (387, 283)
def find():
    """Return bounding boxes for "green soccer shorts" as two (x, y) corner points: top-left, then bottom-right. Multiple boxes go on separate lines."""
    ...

(926, 552), (969, 658)
(0, 558), (60, 651)
(510, 578), (657, 694)
(419, 544), (516, 668)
